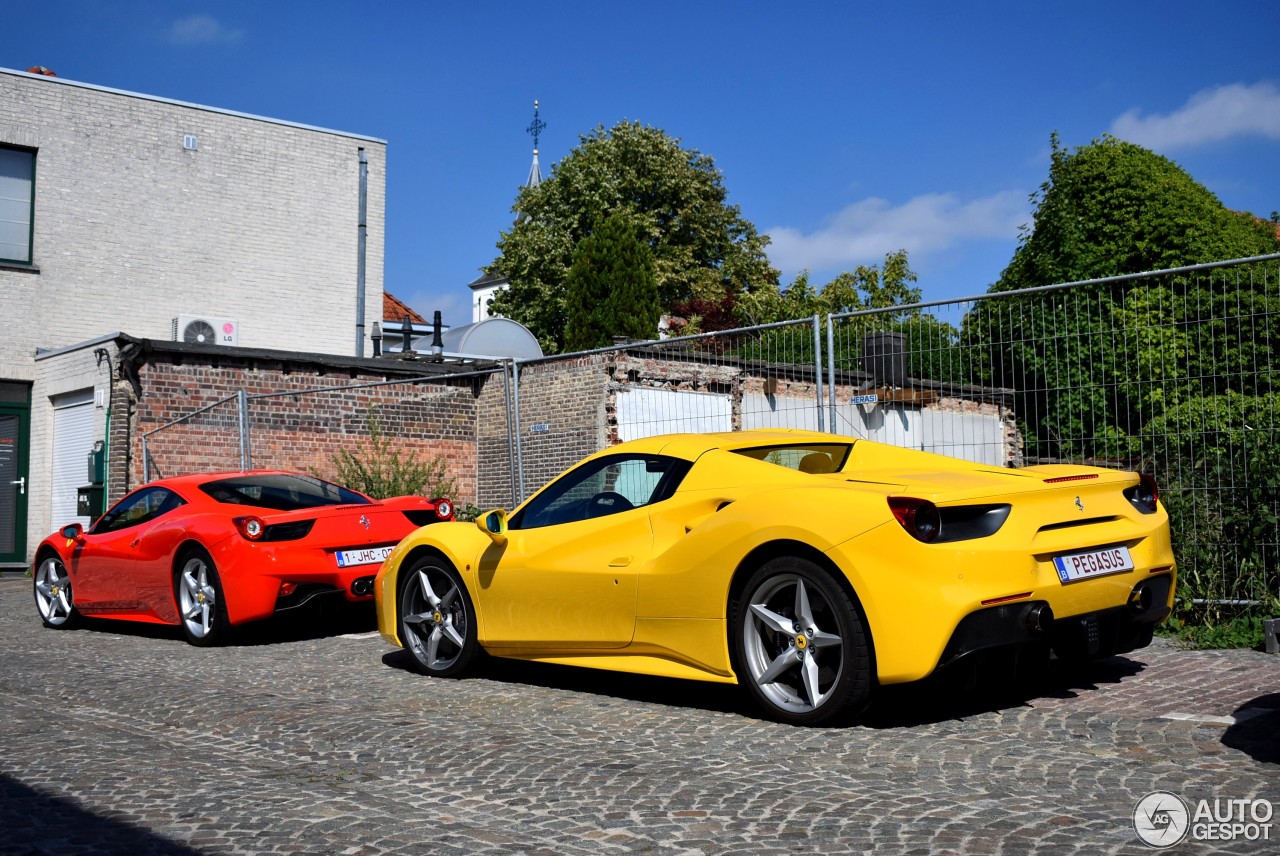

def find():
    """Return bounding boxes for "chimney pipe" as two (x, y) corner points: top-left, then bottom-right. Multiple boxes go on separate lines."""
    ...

(398, 315), (416, 359)
(431, 311), (444, 359)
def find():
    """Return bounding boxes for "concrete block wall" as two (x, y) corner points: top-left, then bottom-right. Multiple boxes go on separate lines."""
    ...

(1, 67), (389, 563)
(487, 349), (1023, 505)
(0, 69), (386, 365)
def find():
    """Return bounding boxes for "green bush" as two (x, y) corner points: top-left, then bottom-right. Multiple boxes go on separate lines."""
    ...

(1158, 612), (1273, 650)
(317, 407), (458, 501)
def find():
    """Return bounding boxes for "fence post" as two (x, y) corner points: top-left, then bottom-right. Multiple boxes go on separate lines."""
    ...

(512, 359), (526, 503)
(826, 314), (837, 434)
(812, 315), (824, 431)
(237, 388), (252, 471)
(503, 360), (517, 508)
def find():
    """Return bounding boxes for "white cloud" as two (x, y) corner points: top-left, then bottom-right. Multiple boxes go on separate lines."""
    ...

(164, 14), (244, 46)
(1110, 82), (1280, 151)
(765, 190), (1028, 277)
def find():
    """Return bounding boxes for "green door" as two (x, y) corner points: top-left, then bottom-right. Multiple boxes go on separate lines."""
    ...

(0, 395), (31, 565)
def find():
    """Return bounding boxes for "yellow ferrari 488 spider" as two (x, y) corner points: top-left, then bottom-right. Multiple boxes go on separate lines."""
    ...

(375, 430), (1175, 725)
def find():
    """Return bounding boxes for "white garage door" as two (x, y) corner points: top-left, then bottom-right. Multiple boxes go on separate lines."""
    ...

(615, 388), (732, 442)
(51, 390), (95, 528)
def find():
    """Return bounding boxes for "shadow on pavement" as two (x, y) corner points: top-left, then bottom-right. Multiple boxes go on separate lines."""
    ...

(1221, 693), (1280, 764)
(862, 652), (1146, 727)
(233, 599), (377, 644)
(381, 647), (751, 718)
(381, 646), (1149, 728)
(68, 598), (377, 647)
(0, 773), (203, 856)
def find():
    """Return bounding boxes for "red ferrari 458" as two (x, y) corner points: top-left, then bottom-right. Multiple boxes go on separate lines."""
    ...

(32, 471), (453, 645)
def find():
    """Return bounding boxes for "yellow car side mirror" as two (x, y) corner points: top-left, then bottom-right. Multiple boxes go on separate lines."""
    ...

(476, 509), (508, 544)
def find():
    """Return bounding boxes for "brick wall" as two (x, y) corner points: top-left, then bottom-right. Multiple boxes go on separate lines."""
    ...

(499, 355), (607, 506)
(120, 355), (482, 508)
(475, 366), (517, 509)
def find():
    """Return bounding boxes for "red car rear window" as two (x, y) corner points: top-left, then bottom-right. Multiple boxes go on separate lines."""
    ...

(199, 474), (371, 511)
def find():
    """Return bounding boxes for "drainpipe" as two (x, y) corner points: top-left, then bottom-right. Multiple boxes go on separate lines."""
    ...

(355, 148), (368, 357)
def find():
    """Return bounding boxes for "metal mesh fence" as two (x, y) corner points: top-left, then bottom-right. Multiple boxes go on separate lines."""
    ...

(825, 255), (1280, 614)
(140, 373), (495, 510)
(608, 317), (828, 438)
(507, 319), (826, 501)
(141, 393), (246, 481)
(137, 254), (1279, 613)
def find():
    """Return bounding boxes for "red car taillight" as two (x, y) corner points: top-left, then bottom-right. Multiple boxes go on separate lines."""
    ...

(888, 497), (941, 543)
(234, 515), (265, 540)
(432, 498), (454, 520)
(233, 516), (315, 541)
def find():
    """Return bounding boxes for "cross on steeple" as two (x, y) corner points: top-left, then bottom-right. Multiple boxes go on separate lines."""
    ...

(523, 100), (544, 191)
(526, 99), (546, 153)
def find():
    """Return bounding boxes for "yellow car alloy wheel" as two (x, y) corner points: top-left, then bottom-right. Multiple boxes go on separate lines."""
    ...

(398, 557), (478, 678)
(735, 557), (871, 726)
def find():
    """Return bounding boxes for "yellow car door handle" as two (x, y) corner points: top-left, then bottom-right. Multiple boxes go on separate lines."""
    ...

(608, 556), (631, 567)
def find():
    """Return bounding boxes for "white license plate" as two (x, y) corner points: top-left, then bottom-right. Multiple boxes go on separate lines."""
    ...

(1053, 545), (1135, 583)
(334, 545), (395, 568)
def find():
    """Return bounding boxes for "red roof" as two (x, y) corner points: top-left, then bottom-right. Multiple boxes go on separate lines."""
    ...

(383, 291), (425, 324)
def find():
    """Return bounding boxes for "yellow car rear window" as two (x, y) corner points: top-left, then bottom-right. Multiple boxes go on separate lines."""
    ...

(732, 443), (851, 474)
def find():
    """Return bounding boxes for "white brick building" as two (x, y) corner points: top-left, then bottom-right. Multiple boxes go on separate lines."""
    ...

(0, 66), (388, 567)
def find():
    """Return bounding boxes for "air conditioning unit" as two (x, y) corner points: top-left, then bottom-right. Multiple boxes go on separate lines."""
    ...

(172, 314), (239, 346)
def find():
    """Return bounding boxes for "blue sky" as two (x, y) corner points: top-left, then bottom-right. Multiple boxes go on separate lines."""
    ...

(6, 1), (1279, 327)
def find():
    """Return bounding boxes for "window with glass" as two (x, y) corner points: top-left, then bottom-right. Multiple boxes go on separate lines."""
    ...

(199, 473), (369, 510)
(92, 487), (186, 534)
(0, 146), (35, 265)
(733, 443), (852, 474)
(512, 454), (691, 529)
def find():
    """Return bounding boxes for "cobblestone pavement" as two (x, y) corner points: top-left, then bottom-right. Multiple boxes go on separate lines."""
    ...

(1, 575), (1277, 855)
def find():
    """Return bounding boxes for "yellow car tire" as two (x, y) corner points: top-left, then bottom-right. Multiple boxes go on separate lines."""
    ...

(733, 557), (872, 726)
(398, 557), (479, 678)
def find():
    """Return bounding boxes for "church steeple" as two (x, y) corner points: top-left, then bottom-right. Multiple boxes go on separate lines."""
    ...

(525, 99), (545, 189)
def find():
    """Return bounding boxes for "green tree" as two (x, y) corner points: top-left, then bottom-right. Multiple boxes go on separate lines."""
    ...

(736, 249), (924, 325)
(995, 133), (1277, 290)
(488, 121), (778, 352)
(724, 251), (969, 383)
(564, 212), (660, 350)
(967, 134), (1280, 459)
